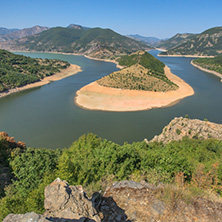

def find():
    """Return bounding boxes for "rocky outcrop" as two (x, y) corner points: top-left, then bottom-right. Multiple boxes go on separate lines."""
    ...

(149, 117), (222, 144)
(100, 180), (165, 221)
(43, 178), (100, 222)
(3, 179), (222, 221)
(3, 212), (50, 222)
(102, 180), (222, 222)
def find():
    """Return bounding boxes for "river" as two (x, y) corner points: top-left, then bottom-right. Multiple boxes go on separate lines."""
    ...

(0, 50), (221, 148)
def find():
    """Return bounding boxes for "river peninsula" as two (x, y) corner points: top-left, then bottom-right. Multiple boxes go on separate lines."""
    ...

(0, 64), (82, 98)
(75, 65), (194, 112)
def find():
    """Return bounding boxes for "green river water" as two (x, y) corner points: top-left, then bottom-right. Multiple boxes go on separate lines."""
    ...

(0, 50), (221, 148)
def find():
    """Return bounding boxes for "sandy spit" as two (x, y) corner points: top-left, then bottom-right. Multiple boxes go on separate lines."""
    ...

(84, 55), (124, 69)
(158, 54), (214, 58)
(0, 64), (82, 98)
(191, 60), (222, 81)
(75, 66), (194, 112)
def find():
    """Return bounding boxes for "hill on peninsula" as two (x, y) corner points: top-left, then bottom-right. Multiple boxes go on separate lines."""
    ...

(0, 49), (70, 92)
(97, 51), (178, 92)
(159, 27), (222, 56)
(6, 27), (150, 59)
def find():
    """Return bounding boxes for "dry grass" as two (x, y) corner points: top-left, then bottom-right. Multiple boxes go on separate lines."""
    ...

(97, 64), (178, 92)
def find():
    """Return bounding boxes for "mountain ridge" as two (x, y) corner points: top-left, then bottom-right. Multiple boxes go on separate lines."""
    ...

(0, 27), (20, 36)
(159, 27), (222, 56)
(128, 34), (161, 46)
(2, 27), (150, 59)
(0, 25), (49, 42)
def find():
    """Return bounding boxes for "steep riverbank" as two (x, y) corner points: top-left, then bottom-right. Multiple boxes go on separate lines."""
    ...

(191, 60), (222, 81)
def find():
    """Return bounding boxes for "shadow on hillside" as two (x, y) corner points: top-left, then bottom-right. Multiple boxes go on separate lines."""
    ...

(46, 192), (131, 221)
(92, 192), (131, 222)
(47, 217), (97, 222)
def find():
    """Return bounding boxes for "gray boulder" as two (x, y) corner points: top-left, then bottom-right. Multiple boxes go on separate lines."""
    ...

(3, 212), (50, 222)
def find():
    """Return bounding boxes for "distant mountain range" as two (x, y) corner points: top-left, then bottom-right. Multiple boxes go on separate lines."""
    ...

(1, 24), (221, 57)
(127, 34), (161, 46)
(159, 27), (222, 56)
(0, 27), (20, 36)
(155, 33), (195, 50)
(0, 25), (49, 42)
(1, 26), (150, 59)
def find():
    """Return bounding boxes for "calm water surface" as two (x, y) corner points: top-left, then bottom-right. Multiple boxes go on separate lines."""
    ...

(0, 51), (222, 148)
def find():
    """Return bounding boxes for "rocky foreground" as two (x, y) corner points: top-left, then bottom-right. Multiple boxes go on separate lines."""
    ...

(149, 117), (222, 144)
(3, 178), (222, 222)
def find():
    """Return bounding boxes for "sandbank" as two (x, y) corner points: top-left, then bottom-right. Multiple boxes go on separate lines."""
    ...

(84, 55), (124, 69)
(158, 54), (214, 58)
(155, 48), (167, 52)
(0, 64), (82, 98)
(191, 60), (222, 81)
(75, 66), (194, 112)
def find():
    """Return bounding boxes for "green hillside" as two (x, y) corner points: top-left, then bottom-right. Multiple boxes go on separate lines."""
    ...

(97, 51), (178, 91)
(0, 49), (70, 92)
(13, 27), (150, 59)
(0, 132), (222, 220)
(193, 55), (222, 74)
(156, 33), (194, 50)
(160, 27), (222, 56)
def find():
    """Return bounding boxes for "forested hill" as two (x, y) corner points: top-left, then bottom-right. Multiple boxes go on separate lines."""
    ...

(97, 51), (178, 91)
(6, 27), (150, 60)
(192, 55), (222, 75)
(159, 27), (222, 56)
(0, 49), (70, 92)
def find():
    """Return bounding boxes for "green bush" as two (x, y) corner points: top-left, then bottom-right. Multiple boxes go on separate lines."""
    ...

(0, 133), (222, 220)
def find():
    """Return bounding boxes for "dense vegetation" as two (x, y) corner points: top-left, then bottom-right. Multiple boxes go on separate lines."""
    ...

(13, 27), (149, 59)
(0, 132), (222, 221)
(193, 55), (222, 74)
(98, 51), (178, 91)
(159, 27), (222, 56)
(0, 49), (70, 92)
(118, 51), (165, 73)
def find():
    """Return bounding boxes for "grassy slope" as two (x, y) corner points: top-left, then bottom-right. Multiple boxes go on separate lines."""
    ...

(97, 51), (178, 91)
(0, 49), (70, 92)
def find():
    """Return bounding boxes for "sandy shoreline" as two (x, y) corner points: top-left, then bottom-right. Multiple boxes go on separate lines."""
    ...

(0, 64), (82, 98)
(75, 66), (194, 112)
(158, 54), (214, 58)
(84, 55), (124, 69)
(155, 48), (167, 52)
(191, 60), (222, 81)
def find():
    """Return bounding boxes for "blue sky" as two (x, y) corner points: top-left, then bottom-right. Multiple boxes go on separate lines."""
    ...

(1, 0), (222, 38)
